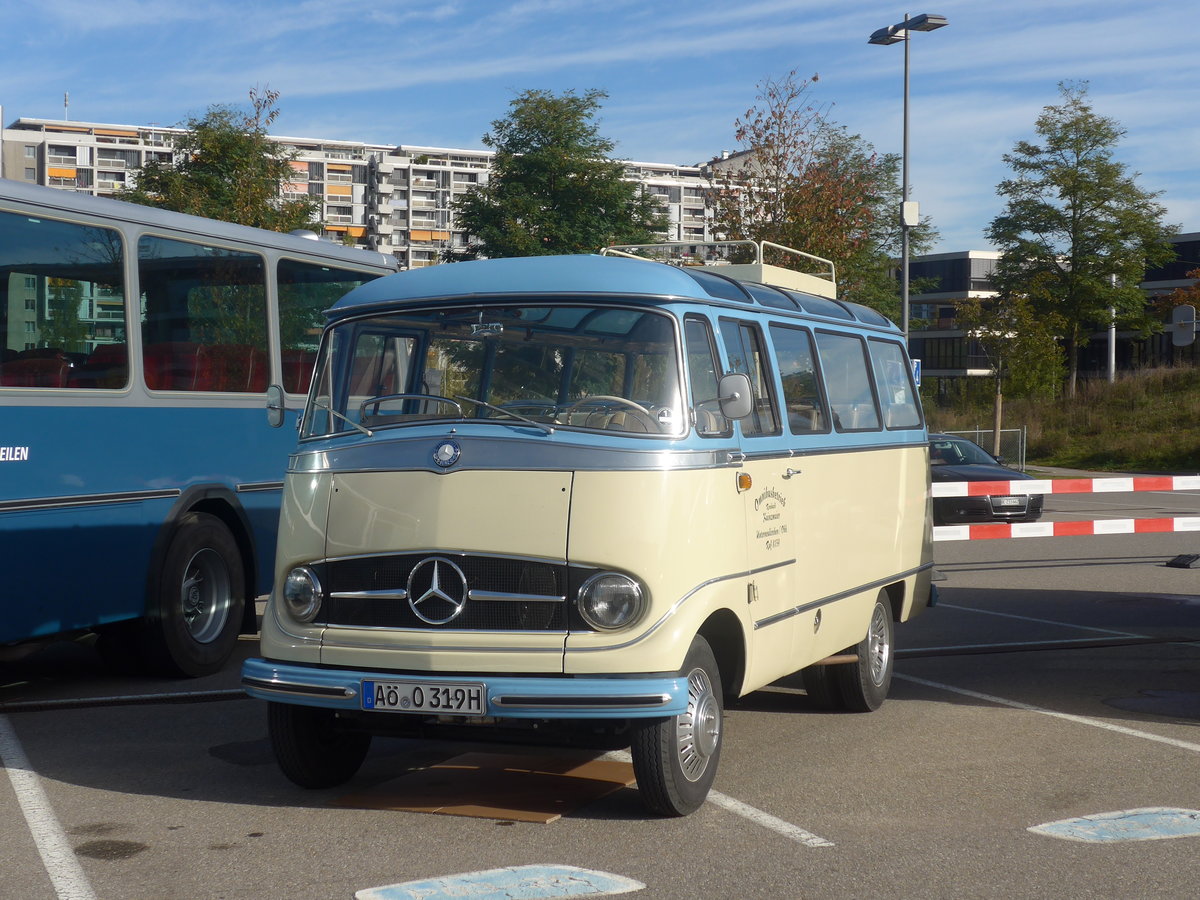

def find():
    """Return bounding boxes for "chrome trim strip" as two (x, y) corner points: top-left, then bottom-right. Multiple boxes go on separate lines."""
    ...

(236, 481), (284, 493)
(290, 438), (739, 476)
(318, 630), (569, 652)
(241, 676), (358, 700)
(0, 488), (181, 513)
(492, 693), (672, 710)
(330, 589), (410, 601)
(468, 590), (566, 603)
(309, 548), (570, 568)
(753, 562), (936, 630)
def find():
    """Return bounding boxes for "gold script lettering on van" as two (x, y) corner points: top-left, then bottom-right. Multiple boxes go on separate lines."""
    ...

(243, 240), (935, 816)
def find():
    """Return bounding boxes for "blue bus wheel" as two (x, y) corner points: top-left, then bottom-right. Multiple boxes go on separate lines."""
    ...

(144, 512), (245, 677)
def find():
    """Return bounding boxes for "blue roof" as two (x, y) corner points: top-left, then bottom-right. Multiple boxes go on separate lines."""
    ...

(330, 254), (715, 312)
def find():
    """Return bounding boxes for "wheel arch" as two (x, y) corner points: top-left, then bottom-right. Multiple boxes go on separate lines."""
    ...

(697, 608), (746, 700)
(883, 580), (905, 622)
(145, 484), (259, 634)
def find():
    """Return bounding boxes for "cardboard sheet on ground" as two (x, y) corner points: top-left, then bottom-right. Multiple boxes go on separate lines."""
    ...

(333, 752), (636, 823)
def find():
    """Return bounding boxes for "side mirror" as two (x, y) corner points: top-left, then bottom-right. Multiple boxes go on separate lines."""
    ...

(266, 384), (285, 428)
(717, 372), (754, 420)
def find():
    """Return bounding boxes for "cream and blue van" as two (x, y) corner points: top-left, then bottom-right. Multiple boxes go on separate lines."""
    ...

(243, 242), (934, 816)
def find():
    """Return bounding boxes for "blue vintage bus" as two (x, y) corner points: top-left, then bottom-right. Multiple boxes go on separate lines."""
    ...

(0, 180), (397, 675)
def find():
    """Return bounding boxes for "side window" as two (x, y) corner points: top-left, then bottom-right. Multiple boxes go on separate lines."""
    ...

(869, 339), (922, 429)
(814, 331), (880, 432)
(0, 211), (128, 390)
(769, 324), (829, 434)
(139, 236), (267, 392)
(684, 316), (730, 436)
(277, 259), (382, 395)
(719, 318), (780, 436)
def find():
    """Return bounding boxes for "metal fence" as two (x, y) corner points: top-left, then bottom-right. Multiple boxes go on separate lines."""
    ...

(942, 427), (1027, 471)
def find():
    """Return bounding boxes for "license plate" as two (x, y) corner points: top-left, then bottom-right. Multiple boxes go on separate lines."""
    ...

(362, 679), (485, 715)
(995, 496), (1023, 507)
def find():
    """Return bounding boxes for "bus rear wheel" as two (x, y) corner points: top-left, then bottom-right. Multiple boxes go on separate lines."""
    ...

(631, 635), (723, 816)
(832, 593), (894, 712)
(268, 702), (372, 789)
(143, 512), (245, 677)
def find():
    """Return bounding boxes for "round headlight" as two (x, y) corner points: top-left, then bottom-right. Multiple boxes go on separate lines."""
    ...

(282, 566), (323, 623)
(577, 573), (645, 631)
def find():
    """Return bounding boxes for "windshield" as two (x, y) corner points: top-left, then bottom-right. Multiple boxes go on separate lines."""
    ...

(302, 304), (685, 438)
(930, 437), (997, 466)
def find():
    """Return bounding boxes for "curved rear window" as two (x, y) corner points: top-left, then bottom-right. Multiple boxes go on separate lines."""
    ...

(683, 268), (752, 303)
(784, 290), (854, 320)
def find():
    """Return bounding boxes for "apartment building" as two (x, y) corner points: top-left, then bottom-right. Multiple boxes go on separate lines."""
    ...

(1, 115), (715, 269)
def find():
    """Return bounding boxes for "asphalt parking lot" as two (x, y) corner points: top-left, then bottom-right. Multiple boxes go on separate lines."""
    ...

(3, 489), (1200, 900)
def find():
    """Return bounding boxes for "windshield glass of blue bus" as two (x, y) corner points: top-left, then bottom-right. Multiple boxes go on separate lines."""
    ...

(303, 305), (685, 438)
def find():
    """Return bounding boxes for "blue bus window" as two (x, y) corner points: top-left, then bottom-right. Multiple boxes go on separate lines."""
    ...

(0, 210), (128, 389)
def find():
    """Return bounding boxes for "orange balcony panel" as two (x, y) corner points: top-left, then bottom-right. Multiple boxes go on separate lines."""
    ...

(48, 167), (77, 178)
(327, 163), (352, 172)
(326, 184), (352, 196)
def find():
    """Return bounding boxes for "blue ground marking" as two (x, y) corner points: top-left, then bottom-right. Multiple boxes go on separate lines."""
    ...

(1028, 807), (1200, 843)
(356, 864), (645, 899)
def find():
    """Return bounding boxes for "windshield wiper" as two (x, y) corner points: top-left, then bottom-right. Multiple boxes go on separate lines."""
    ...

(313, 399), (374, 437)
(454, 396), (555, 434)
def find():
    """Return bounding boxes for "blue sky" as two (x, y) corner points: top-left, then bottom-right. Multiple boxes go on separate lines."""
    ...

(3, 0), (1197, 253)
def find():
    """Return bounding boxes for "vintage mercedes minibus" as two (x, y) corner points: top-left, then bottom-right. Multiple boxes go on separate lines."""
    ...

(243, 242), (934, 816)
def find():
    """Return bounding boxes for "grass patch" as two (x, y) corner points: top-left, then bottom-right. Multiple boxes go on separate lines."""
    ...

(926, 367), (1200, 473)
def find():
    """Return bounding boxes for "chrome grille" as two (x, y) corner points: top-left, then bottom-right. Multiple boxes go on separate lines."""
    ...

(314, 553), (569, 631)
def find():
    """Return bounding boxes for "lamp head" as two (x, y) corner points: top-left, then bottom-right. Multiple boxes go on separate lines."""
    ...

(908, 13), (949, 31)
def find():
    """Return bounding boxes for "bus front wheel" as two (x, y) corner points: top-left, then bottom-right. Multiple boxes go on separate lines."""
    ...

(143, 511), (245, 677)
(268, 702), (372, 789)
(631, 635), (723, 816)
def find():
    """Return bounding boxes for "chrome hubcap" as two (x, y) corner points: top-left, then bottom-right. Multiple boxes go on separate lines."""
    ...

(181, 548), (231, 644)
(867, 603), (891, 686)
(676, 666), (720, 782)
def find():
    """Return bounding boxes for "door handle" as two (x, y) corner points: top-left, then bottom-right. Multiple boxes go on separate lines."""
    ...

(783, 468), (801, 479)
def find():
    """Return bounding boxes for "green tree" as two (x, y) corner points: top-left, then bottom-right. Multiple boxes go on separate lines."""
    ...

(707, 71), (937, 319)
(121, 87), (317, 233)
(41, 277), (90, 351)
(986, 82), (1176, 397)
(452, 89), (667, 258)
(956, 292), (1064, 452)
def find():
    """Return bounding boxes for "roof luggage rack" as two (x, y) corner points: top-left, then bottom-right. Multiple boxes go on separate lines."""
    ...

(602, 240), (837, 300)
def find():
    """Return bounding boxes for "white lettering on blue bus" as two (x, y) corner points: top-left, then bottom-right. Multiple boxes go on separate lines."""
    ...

(0, 447), (30, 462)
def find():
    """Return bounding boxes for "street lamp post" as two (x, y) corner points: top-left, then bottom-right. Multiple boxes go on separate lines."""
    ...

(868, 12), (948, 343)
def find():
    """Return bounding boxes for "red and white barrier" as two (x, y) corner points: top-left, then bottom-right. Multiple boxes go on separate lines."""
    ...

(931, 474), (1200, 542)
(932, 474), (1200, 498)
(933, 516), (1200, 542)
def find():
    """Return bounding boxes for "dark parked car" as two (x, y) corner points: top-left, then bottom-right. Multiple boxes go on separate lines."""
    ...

(929, 433), (1044, 525)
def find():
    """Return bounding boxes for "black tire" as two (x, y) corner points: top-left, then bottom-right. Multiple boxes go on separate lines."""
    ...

(268, 702), (372, 789)
(832, 593), (894, 712)
(800, 662), (843, 710)
(631, 635), (723, 817)
(143, 511), (245, 677)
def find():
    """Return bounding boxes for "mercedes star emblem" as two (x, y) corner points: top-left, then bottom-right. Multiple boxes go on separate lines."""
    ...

(433, 440), (461, 468)
(407, 557), (469, 624)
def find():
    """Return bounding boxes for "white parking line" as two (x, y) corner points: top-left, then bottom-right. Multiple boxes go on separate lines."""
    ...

(602, 749), (833, 847)
(895, 674), (1200, 754)
(706, 790), (834, 847)
(936, 602), (1145, 637)
(0, 715), (97, 900)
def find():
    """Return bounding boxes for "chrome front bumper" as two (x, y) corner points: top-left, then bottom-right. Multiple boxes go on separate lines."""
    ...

(242, 657), (688, 719)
